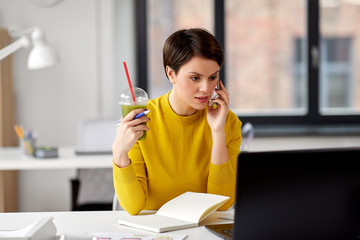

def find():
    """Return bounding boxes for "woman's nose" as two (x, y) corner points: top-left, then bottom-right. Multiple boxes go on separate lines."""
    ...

(199, 80), (212, 93)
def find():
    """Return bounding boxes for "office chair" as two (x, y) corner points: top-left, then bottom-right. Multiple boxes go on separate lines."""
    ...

(240, 122), (254, 152)
(112, 192), (122, 211)
(71, 118), (118, 211)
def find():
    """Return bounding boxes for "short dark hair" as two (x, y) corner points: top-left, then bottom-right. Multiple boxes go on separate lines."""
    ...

(163, 28), (224, 78)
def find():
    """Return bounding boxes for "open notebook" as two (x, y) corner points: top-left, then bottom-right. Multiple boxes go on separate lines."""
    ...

(118, 192), (230, 233)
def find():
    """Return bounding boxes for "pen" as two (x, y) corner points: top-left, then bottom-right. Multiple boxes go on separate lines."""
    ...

(134, 110), (150, 119)
(27, 131), (32, 139)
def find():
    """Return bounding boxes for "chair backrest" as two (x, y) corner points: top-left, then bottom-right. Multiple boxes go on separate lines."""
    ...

(112, 192), (122, 211)
(76, 168), (114, 206)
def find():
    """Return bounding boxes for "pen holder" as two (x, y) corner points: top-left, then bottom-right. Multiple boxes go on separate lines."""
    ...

(20, 138), (36, 156)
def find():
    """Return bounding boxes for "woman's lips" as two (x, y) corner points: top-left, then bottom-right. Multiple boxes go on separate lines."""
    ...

(195, 96), (209, 103)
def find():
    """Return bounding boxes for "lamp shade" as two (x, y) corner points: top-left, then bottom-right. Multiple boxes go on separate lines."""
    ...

(27, 28), (57, 70)
(27, 44), (56, 69)
(0, 26), (57, 69)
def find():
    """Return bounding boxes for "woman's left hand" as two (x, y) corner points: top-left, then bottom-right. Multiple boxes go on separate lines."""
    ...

(207, 81), (229, 133)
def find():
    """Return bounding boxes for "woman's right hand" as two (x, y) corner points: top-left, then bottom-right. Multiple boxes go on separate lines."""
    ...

(112, 108), (150, 168)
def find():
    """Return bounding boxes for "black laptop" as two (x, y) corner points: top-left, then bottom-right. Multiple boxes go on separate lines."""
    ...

(206, 148), (360, 240)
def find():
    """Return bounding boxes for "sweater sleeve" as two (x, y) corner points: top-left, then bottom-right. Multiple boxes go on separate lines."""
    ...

(112, 142), (148, 215)
(207, 111), (242, 210)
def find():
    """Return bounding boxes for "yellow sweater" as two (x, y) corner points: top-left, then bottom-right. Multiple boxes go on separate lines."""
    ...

(113, 91), (242, 215)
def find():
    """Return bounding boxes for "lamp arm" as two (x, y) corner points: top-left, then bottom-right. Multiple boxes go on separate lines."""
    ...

(0, 36), (30, 61)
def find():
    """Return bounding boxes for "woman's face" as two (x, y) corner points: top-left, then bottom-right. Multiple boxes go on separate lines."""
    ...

(167, 56), (220, 116)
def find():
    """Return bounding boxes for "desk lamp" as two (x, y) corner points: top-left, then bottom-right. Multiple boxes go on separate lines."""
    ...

(0, 26), (56, 69)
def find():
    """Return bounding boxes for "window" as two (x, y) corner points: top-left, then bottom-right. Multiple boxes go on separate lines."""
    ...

(294, 38), (307, 110)
(146, 0), (214, 99)
(136, 0), (360, 134)
(320, 0), (360, 115)
(225, 0), (307, 116)
(296, 37), (355, 112)
(320, 38), (353, 112)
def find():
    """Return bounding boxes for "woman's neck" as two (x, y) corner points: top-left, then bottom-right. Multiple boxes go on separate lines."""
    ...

(168, 90), (197, 116)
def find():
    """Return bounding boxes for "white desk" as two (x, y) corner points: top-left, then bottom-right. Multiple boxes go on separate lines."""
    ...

(2, 136), (360, 170)
(0, 147), (113, 211)
(2, 135), (360, 170)
(0, 147), (112, 170)
(0, 210), (233, 240)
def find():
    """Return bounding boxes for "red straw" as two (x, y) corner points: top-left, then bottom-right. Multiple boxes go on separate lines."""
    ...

(123, 61), (136, 104)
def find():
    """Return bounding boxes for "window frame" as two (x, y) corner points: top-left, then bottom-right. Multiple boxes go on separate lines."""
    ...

(136, 0), (360, 135)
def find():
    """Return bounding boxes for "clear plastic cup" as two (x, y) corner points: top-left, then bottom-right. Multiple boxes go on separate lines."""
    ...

(119, 87), (149, 140)
(20, 138), (36, 156)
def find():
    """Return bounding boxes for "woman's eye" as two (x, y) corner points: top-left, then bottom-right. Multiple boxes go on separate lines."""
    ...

(210, 75), (218, 80)
(190, 76), (200, 81)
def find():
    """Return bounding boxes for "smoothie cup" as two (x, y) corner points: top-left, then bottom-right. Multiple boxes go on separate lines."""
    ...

(119, 87), (149, 140)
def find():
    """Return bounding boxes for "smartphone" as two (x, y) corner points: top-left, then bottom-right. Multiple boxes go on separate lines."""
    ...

(210, 80), (220, 109)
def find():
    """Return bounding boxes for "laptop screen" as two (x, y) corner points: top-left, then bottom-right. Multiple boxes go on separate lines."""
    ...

(234, 148), (360, 240)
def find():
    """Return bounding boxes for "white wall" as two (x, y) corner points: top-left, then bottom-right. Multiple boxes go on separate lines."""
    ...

(0, 0), (135, 211)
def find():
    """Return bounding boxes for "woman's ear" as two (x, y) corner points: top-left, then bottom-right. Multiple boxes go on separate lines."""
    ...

(166, 66), (176, 84)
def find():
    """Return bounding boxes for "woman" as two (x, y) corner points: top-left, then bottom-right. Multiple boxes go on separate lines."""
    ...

(112, 28), (242, 215)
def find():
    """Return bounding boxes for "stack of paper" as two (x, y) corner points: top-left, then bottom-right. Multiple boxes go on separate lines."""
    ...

(0, 216), (56, 240)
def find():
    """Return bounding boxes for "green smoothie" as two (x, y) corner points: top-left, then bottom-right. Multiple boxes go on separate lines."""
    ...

(121, 103), (147, 140)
